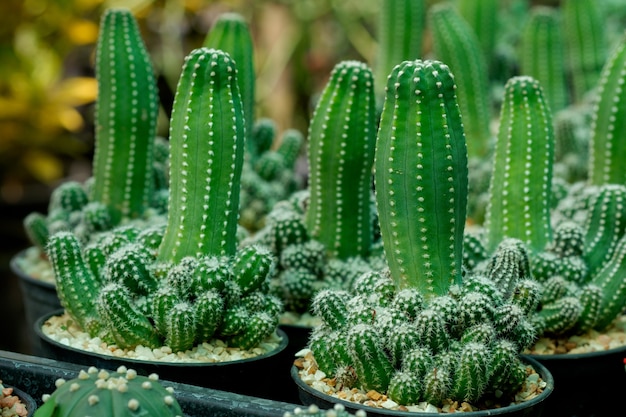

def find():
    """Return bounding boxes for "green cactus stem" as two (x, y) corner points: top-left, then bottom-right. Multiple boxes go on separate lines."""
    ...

(157, 47), (245, 261)
(563, 0), (606, 102)
(347, 324), (394, 392)
(204, 12), (255, 148)
(46, 231), (101, 335)
(374, 59), (467, 296)
(484, 76), (554, 254)
(92, 8), (158, 224)
(374, 0), (425, 101)
(35, 366), (183, 417)
(457, 0), (498, 71)
(588, 32), (626, 185)
(428, 3), (491, 159)
(591, 235), (626, 330)
(520, 7), (569, 112)
(305, 61), (376, 260)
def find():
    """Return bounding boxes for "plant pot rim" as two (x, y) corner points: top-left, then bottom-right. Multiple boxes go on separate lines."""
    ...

(10, 248), (55, 289)
(2, 383), (37, 417)
(524, 340), (626, 361)
(36, 308), (288, 368)
(291, 355), (554, 416)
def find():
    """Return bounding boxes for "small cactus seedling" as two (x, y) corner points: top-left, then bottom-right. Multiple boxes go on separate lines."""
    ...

(304, 60), (541, 408)
(34, 366), (183, 417)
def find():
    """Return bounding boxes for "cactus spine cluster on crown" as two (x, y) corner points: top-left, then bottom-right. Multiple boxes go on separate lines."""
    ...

(35, 366), (183, 417)
(92, 8), (159, 224)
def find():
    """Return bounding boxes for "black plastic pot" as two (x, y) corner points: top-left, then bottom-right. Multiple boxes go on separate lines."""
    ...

(0, 349), (301, 417)
(525, 343), (626, 417)
(35, 309), (299, 403)
(2, 383), (37, 417)
(292, 356), (554, 417)
(10, 249), (61, 355)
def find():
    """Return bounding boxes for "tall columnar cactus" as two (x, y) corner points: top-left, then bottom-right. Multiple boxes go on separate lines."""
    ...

(457, 0), (498, 71)
(157, 48), (245, 261)
(375, 59), (467, 296)
(374, 0), (425, 101)
(35, 366), (183, 417)
(428, 3), (491, 159)
(92, 8), (159, 224)
(588, 32), (626, 185)
(484, 76), (554, 254)
(305, 61), (376, 260)
(204, 12), (255, 151)
(562, 0), (606, 102)
(520, 7), (569, 112)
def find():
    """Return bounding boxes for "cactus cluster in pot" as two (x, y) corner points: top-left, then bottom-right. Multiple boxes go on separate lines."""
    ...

(465, 56), (626, 342)
(245, 60), (385, 318)
(23, 8), (168, 255)
(301, 60), (544, 409)
(42, 46), (282, 355)
(34, 366), (182, 417)
(204, 12), (305, 233)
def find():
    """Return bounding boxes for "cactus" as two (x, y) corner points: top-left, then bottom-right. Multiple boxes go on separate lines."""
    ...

(375, 59), (466, 296)
(588, 31), (626, 185)
(374, 0), (425, 101)
(34, 366), (183, 417)
(284, 404), (366, 417)
(302, 60), (541, 408)
(562, 0), (606, 102)
(157, 48), (245, 261)
(457, 0), (498, 72)
(484, 76), (554, 254)
(204, 12), (255, 150)
(92, 8), (159, 225)
(305, 60), (376, 260)
(520, 7), (569, 112)
(428, 3), (491, 159)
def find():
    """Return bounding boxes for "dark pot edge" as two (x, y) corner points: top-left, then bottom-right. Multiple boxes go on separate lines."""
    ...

(524, 340), (626, 362)
(3, 384), (37, 417)
(10, 248), (56, 289)
(291, 356), (555, 417)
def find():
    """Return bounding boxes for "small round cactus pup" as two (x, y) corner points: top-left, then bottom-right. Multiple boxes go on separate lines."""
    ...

(35, 366), (183, 417)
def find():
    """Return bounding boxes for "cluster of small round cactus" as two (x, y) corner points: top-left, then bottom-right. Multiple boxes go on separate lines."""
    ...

(284, 404), (365, 417)
(35, 366), (183, 417)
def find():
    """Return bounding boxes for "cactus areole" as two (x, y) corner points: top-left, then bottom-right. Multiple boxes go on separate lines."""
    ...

(375, 60), (468, 297)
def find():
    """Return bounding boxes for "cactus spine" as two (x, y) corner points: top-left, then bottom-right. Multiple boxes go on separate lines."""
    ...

(520, 7), (569, 112)
(375, 59), (467, 296)
(485, 76), (554, 254)
(92, 8), (158, 224)
(588, 32), (626, 185)
(204, 13), (255, 149)
(305, 61), (376, 259)
(428, 3), (491, 159)
(158, 48), (245, 261)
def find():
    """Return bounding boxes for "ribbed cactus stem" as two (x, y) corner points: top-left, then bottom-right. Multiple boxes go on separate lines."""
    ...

(520, 7), (569, 112)
(563, 0), (606, 102)
(485, 76), (554, 254)
(591, 235), (626, 330)
(204, 12), (255, 147)
(375, 59), (467, 296)
(428, 4), (491, 159)
(92, 8), (158, 224)
(46, 231), (101, 334)
(158, 48), (245, 261)
(305, 61), (376, 259)
(457, 0), (498, 69)
(588, 32), (626, 185)
(374, 0), (425, 99)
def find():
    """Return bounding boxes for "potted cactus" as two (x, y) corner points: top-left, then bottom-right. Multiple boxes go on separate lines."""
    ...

(291, 59), (553, 415)
(11, 7), (168, 353)
(34, 46), (289, 401)
(33, 366), (182, 417)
